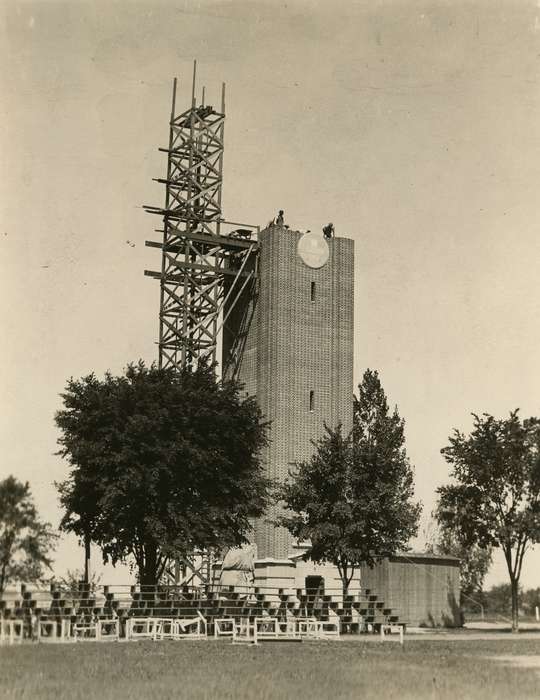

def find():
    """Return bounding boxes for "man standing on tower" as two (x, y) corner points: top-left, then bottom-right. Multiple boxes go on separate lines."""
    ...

(323, 222), (334, 239)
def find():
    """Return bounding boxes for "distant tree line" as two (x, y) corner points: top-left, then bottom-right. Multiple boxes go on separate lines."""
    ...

(462, 583), (540, 619)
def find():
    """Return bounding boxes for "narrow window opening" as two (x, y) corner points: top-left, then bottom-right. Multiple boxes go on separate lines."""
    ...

(310, 281), (316, 302)
(309, 390), (315, 412)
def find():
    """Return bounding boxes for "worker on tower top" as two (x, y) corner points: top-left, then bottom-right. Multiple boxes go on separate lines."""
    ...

(323, 223), (334, 239)
(267, 210), (288, 229)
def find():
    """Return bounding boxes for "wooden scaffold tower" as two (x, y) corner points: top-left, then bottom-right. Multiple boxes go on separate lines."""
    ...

(144, 63), (259, 586)
(144, 62), (259, 372)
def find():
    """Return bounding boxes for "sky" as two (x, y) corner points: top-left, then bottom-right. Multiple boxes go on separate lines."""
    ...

(2, 0), (540, 589)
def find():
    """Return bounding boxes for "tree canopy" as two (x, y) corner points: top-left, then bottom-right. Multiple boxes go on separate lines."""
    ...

(352, 370), (421, 556)
(0, 476), (57, 595)
(436, 410), (540, 631)
(55, 361), (271, 585)
(279, 369), (421, 593)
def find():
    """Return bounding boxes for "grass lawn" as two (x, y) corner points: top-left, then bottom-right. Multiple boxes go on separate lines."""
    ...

(1, 637), (540, 699)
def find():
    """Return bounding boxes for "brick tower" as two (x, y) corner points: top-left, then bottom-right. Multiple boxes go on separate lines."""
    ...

(223, 225), (354, 560)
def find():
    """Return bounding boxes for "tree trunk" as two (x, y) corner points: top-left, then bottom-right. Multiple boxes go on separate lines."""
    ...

(341, 561), (351, 608)
(510, 576), (519, 633)
(342, 578), (349, 599)
(83, 534), (91, 584)
(139, 541), (159, 588)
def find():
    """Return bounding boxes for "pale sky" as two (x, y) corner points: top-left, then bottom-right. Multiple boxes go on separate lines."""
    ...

(2, 0), (540, 589)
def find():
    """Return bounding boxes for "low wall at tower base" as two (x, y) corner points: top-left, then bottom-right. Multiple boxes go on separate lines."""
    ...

(253, 558), (361, 598)
(212, 550), (461, 627)
(212, 557), (361, 602)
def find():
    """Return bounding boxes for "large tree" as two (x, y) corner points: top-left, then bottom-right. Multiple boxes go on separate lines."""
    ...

(436, 410), (540, 632)
(279, 369), (421, 595)
(0, 476), (57, 595)
(55, 361), (270, 586)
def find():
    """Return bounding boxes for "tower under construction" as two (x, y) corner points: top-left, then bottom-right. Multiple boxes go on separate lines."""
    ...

(144, 65), (354, 570)
(143, 70), (459, 630)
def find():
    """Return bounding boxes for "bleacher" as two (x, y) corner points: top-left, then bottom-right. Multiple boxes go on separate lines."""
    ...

(0, 582), (407, 643)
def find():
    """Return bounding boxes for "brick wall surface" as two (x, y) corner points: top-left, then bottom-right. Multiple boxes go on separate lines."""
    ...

(223, 226), (355, 559)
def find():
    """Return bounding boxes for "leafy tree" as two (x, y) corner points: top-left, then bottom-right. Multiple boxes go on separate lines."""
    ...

(352, 370), (421, 556)
(0, 476), (57, 595)
(424, 518), (492, 603)
(436, 410), (540, 632)
(279, 369), (421, 595)
(278, 425), (357, 595)
(55, 362), (270, 586)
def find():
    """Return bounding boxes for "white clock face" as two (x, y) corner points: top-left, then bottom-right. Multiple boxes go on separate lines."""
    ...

(297, 231), (329, 269)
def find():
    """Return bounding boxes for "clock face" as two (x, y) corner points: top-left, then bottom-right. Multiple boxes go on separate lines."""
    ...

(297, 231), (329, 269)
